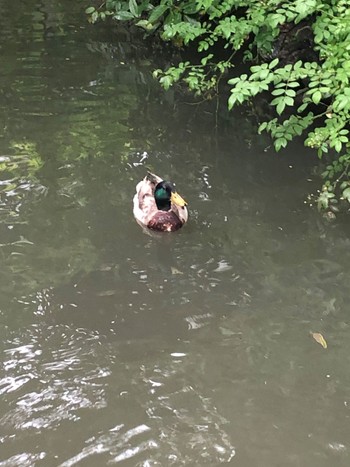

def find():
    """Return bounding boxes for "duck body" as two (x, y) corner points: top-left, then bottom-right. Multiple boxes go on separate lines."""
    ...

(133, 172), (188, 232)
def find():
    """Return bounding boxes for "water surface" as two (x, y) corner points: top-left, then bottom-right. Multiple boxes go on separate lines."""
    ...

(1, 2), (350, 466)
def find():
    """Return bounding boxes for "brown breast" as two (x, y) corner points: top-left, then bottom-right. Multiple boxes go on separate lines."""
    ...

(147, 211), (183, 232)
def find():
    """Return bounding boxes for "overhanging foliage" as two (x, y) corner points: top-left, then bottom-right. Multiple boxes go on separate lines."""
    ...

(87, 0), (350, 211)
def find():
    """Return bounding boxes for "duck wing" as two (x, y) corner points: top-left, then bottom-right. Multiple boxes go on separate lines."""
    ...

(133, 176), (158, 226)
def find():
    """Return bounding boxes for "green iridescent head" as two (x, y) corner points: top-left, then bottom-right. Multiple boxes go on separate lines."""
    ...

(154, 181), (187, 211)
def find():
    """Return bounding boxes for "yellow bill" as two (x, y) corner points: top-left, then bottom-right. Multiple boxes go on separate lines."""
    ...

(171, 191), (187, 207)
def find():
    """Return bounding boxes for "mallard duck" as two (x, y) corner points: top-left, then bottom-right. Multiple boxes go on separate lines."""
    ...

(133, 172), (188, 232)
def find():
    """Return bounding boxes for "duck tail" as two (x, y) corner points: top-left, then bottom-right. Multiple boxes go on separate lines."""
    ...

(146, 171), (162, 184)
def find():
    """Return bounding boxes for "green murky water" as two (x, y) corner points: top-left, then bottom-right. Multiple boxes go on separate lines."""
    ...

(1, 2), (350, 466)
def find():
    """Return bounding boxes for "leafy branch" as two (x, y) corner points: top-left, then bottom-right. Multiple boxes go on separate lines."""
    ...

(86, 0), (350, 211)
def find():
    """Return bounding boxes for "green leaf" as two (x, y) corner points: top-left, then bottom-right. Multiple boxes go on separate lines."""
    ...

(277, 100), (285, 115)
(201, 54), (213, 65)
(271, 97), (281, 106)
(152, 68), (162, 79)
(334, 141), (342, 153)
(285, 89), (296, 97)
(159, 75), (172, 90)
(297, 103), (308, 113)
(312, 90), (322, 104)
(228, 93), (237, 110)
(85, 7), (96, 14)
(269, 58), (279, 69)
(228, 77), (239, 85)
(269, 13), (285, 28)
(258, 122), (268, 133)
(114, 11), (135, 20)
(275, 137), (287, 151)
(260, 69), (269, 80)
(271, 88), (285, 96)
(198, 40), (209, 52)
(149, 4), (169, 23)
(343, 187), (350, 202)
(136, 19), (154, 30)
(129, 0), (139, 17)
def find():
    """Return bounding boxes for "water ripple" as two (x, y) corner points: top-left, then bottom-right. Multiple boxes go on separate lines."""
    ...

(1, 326), (109, 434)
(1, 324), (236, 465)
(0, 452), (46, 466)
(59, 424), (156, 466)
